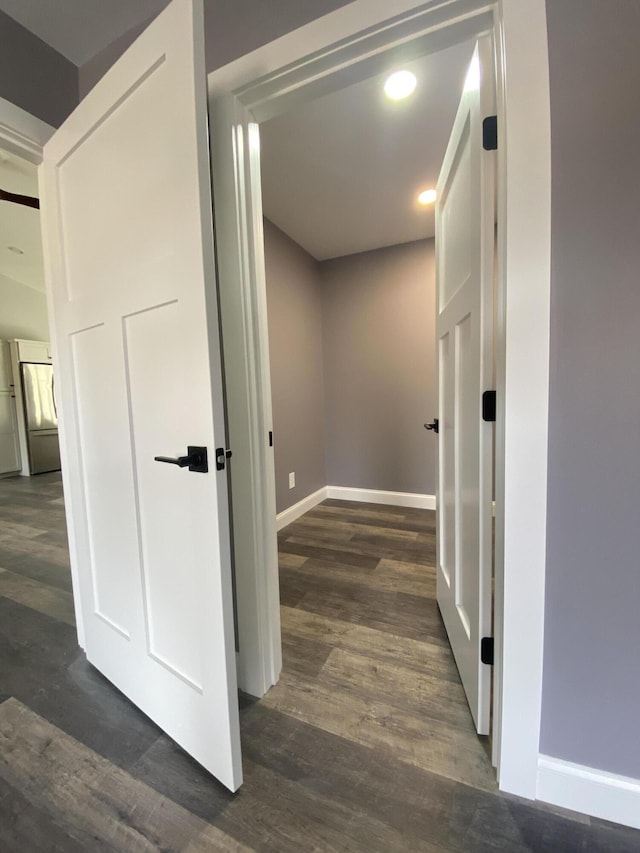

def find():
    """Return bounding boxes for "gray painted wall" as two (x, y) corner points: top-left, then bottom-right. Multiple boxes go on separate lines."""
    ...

(0, 9), (77, 127)
(78, 18), (152, 99)
(201, 0), (352, 73)
(264, 227), (435, 514)
(79, 0), (353, 98)
(264, 219), (326, 514)
(541, 0), (640, 779)
(321, 240), (435, 495)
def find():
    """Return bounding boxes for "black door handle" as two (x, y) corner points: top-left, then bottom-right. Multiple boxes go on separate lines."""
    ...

(424, 419), (439, 434)
(154, 445), (208, 473)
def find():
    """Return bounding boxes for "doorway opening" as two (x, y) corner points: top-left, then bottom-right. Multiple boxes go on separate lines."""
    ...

(209, 0), (551, 797)
(0, 141), (75, 672)
(0, 149), (60, 481)
(214, 1), (495, 772)
(251, 35), (497, 786)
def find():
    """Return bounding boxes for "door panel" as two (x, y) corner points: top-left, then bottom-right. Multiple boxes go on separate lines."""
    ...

(39, 0), (242, 791)
(435, 39), (495, 735)
(71, 322), (137, 637)
(439, 119), (473, 309)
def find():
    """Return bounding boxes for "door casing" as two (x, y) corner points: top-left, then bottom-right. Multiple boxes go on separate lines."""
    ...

(208, 0), (551, 801)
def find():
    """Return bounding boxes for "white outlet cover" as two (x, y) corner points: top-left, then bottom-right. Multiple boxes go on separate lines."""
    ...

(289, 472), (295, 489)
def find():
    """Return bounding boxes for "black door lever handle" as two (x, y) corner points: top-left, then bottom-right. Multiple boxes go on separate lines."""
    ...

(154, 446), (208, 473)
(154, 454), (190, 467)
(424, 419), (439, 434)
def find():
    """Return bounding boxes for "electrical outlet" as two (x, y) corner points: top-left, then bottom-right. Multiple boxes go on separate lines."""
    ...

(289, 472), (295, 489)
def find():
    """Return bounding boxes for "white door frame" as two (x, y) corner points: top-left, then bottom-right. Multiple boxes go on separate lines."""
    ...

(208, 0), (551, 801)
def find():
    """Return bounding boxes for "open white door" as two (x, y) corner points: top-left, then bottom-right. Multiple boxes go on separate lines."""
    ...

(435, 39), (495, 735)
(39, 0), (242, 791)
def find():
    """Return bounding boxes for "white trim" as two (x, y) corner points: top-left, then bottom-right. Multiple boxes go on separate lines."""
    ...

(537, 755), (640, 831)
(276, 487), (328, 530)
(207, 0), (551, 803)
(0, 96), (54, 163)
(209, 95), (281, 698)
(209, 3), (493, 122)
(493, 0), (551, 797)
(276, 485), (435, 531)
(326, 486), (436, 511)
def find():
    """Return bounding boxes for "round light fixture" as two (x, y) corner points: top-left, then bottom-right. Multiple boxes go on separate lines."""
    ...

(7, 245), (24, 255)
(384, 70), (417, 101)
(417, 189), (437, 205)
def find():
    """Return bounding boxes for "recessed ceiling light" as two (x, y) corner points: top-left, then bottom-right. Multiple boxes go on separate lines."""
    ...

(7, 245), (24, 255)
(384, 70), (417, 101)
(417, 189), (437, 205)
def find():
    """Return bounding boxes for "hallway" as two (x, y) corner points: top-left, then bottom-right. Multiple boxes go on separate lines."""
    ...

(0, 474), (638, 851)
(271, 499), (494, 791)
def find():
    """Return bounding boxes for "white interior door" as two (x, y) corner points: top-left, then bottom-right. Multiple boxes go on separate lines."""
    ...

(39, 0), (242, 791)
(435, 39), (495, 735)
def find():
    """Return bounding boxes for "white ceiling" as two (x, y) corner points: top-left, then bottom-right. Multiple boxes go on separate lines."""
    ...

(0, 152), (44, 292)
(0, 0), (169, 66)
(259, 41), (475, 261)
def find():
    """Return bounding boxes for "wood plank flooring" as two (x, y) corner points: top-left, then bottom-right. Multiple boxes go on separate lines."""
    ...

(270, 500), (493, 793)
(1, 474), (639, 851)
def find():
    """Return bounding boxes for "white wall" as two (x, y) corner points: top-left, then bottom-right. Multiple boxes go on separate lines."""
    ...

(0, 274), (49, 342)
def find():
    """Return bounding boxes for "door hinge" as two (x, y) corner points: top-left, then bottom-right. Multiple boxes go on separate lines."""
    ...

(482, 115), (497, 151)
(269, 430), (273, 447)
(481, 637), (494, 666)
(482, 390), (496, 422)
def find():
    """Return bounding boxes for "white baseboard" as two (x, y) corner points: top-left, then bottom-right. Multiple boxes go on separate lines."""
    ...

(276, 487), (328, 531)
(326, 486), (436, 510)
(537, 754), (640, 830)
(276, 485), (435, 529)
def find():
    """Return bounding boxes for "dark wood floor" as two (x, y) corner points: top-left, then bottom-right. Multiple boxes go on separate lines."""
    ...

(0, 474), (639, 851)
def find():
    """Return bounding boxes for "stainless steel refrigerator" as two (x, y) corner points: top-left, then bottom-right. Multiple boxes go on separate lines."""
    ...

(20, 362), (61, 474)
